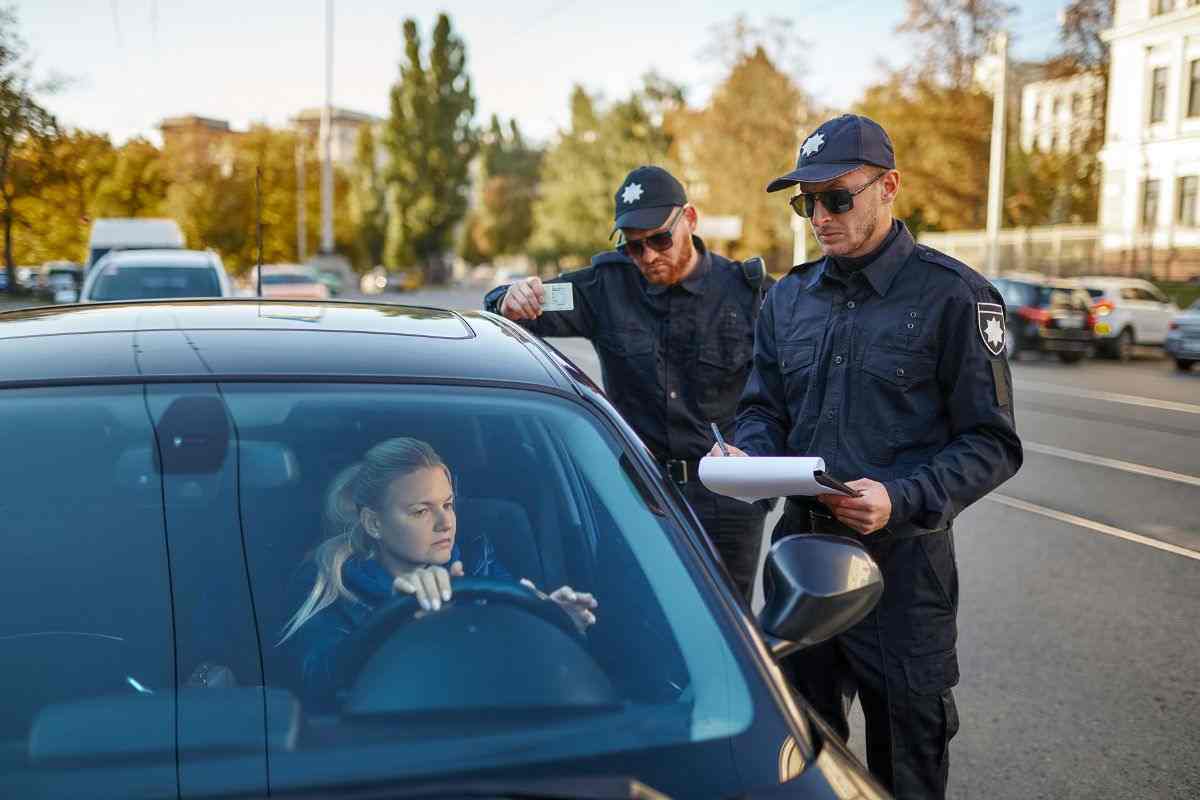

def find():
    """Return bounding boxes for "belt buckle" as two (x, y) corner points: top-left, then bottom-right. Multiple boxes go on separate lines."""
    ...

(667, 459), (688, 484)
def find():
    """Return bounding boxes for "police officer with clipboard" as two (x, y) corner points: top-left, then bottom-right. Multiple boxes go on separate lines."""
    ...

(711, 115), (1023, 798)
(485, 166), (770, 600)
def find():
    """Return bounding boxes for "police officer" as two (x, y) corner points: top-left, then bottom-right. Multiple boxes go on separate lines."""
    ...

(484, 165), (768, 600)
(711, 115), (1023, 798)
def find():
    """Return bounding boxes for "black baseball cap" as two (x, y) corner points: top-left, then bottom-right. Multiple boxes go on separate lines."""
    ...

(612, 166), (688, 233)
(766, 114), (896, 192)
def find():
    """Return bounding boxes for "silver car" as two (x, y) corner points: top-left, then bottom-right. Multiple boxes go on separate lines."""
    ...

(1164, 299), (1200, 372)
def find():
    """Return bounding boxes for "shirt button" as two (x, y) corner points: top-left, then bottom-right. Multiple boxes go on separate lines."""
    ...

(826, 411), (835, 420)
(846, 301), (856, 309)
(896, 367), (906, 377)
(834, 355), (844, 365)
(669, 391), (678, 399)
(906, 322), (915, 330)
(909, 311), (917, 318)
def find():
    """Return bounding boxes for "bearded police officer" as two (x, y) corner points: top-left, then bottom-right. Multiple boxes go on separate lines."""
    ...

(710, 115), (1023, 798)
(485, 165), (769, 599)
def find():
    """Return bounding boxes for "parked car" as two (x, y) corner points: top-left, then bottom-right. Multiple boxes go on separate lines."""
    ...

(1078, 277), (1178, 360)
(0, 299), (889, 800)
(79, 249), (230, 303)
(37, 261), (83, 301)
(315, 268), (344, 296)
(360, 266), (419, 295)
(85, 218), (185, 272)
(991, 274), (1095, 363)
(253, 264), (331, 300)
(1164, 299), (1200, 371)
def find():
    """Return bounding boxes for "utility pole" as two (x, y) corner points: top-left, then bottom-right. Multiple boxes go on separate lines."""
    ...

(295, 141), (307, 262)
(319, 0), (335, 254)
(985, 31), (1009, 277)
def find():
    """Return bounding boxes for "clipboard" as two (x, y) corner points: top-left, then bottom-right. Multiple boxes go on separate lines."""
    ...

(813, 470), (863, 498)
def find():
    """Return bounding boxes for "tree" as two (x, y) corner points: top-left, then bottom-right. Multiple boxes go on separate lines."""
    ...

(94, 137), (169, 218)
(898, 0), (1016, 88)
(675, 46), (814, 271)
(348, 123), (386, 268)
(0, 4), (57, 290)
(531, 82), (676, 268)
(459, 115), (541, 264)
(382, 13), (477, 285)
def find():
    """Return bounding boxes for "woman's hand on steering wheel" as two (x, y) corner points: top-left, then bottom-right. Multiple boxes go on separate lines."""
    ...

(519, 578), (598, 634)
(393, 561), (465, 611)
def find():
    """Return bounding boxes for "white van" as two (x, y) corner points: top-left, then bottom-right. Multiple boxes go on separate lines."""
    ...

(86, 219), (185, 272)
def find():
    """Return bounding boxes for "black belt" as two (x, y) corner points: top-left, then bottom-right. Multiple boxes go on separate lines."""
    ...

(659, 458), (702, 484)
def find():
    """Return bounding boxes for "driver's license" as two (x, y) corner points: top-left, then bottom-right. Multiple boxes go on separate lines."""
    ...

(542, 282), (574, 312)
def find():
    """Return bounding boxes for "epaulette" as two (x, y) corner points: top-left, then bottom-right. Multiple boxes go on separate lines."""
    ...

(590, 249), (632, 269)
(787, 258), (822, 277)
(915, 244), (991, 291)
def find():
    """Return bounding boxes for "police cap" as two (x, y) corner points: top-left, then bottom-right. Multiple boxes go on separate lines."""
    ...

(766, 114), (895, 192)
(613, 165), (688, 233)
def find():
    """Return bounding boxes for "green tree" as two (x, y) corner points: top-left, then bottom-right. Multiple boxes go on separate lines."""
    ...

(531, 82), (676, 268)
(348, 123), (386, 268)
(382, 13), (477, 285)
(460, 115), (541, 264)
(0, 4), (57, 289)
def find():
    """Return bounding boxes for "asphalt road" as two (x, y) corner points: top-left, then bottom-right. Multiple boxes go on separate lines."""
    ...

(367, 286), (1200, 799)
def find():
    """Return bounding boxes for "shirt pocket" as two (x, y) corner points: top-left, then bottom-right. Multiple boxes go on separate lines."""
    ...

(697, 324), (753, 419)
(778, 338), (817, 412)
(856, 344), (937, 465)
(595, 325), (654, 401)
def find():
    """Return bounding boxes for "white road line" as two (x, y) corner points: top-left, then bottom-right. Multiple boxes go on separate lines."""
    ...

(1023, 441), (1200, 487)
(1015, 380), (1200, 416)
(988, 494), (1200, 562)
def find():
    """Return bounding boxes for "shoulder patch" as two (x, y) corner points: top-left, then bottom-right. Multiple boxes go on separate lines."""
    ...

(977, 302), (1006, 357)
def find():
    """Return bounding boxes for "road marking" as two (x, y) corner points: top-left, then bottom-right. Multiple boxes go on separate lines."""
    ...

(1015, 380), (1200, 416)
(988, 494), (1200, 562)
(1024, 441), (1200, 487)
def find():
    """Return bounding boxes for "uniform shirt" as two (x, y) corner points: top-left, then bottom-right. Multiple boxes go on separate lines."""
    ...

(484, 237), (762, 461)
(736, 222), (1023, 534)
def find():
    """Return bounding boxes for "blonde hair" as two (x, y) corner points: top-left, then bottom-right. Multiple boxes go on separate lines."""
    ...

(278, 437), (449, 644)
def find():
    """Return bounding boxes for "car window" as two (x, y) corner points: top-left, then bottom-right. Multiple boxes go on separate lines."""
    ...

(219, 383), (755, 793)
(91, 265), (221, 300)
(1085, 288), (1104, 300)
(1037, 286), (1085, 310)
(262, 273), (318, 285)
(0, 386), (177, 799)
(1120, 287), (1139, 301)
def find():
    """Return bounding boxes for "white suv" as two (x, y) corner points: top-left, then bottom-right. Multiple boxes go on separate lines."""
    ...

(1078, 277), (1178, 360)
(80, 249), (232, 303)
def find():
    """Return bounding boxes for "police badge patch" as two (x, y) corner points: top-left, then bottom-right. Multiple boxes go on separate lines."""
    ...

(977, 302), (1006, 356)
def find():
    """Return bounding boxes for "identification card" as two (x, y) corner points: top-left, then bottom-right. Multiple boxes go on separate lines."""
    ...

(542, 282), (574, 312)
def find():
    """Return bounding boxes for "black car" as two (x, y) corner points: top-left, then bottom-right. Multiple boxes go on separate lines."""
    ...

(0, 299), (888, 800)
(991, 275), (1095, 363)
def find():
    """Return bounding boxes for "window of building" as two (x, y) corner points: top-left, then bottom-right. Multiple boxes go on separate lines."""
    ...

(1153, 0), (1176, 14)
(1149, 67), (1169, 123)
(1189, 59), (1200, 118)
(1052, 98), (1061, 117)
(1072, 94), (1082, 115)
(1142, 180), (1161, 227)
(1179, 176), (1199, 227)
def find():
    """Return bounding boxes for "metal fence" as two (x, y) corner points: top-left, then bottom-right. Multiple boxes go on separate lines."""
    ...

(917, 225), (1200, 282)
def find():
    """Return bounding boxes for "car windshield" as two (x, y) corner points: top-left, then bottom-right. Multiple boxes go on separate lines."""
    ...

(0, 383), (753, 796)
(90, 266), (220, 300)
(1037, 286), (1089, 311)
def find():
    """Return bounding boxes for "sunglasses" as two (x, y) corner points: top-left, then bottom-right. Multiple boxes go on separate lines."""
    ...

(789, 171), (886, 218)
(617, 207), (685, 259)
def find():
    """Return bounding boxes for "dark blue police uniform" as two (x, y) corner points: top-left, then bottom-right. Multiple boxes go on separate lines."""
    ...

(740, 116), (1023, 799)
(484, 166), (768, 599)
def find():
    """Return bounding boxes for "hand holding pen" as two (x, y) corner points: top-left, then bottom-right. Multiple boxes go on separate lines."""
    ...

(707, 422), (748, 458)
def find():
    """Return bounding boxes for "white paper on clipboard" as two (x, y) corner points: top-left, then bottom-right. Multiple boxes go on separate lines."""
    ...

(698, 456), (846, 503)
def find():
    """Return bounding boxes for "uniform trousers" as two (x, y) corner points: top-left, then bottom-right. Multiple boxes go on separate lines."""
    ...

(774, 499), (961, 799)
(678, 479), (766, 601)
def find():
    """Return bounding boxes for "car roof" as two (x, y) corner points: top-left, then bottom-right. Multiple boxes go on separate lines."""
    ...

(96, 249), (217, 268)
(995, 273), (1083, 288)
(88, 218), (184, 248)
(1076, 276), (1151, 287)
(0, 299), (573, 391)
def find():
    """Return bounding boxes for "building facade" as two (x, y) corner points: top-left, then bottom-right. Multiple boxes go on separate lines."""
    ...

(1099, 0), (1200, 276)
(290, 108), (380, 168)
(1020, 71), (1106, 154)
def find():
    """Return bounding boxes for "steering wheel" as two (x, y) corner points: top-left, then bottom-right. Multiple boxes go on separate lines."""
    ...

(331, 576), (583, 689)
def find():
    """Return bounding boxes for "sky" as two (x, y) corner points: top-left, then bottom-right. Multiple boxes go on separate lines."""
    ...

(20, 0), (1069, 145)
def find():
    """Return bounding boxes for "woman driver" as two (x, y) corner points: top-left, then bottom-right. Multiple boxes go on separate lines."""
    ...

(278, 437), (597, 707)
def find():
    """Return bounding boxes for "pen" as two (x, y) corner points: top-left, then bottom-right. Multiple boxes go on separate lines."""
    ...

(710, 422), (730, 456)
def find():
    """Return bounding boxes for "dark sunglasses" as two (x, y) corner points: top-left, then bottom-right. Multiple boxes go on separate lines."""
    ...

(617, 207), (685, 258)
(789, 171), (886, 218)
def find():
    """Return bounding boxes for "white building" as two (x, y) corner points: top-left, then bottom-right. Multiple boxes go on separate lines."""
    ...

(291, 108), (381, 168)
(1099, 0), (1200, 267)
(1020, 71), (1106, 153)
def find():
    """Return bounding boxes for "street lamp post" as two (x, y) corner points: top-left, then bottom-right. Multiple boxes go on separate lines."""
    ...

(985, 31), (1009, 277)
(319, 0), (335, 255)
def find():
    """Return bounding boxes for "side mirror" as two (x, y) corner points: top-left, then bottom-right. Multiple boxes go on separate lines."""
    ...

(758, 535), (883, 659)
